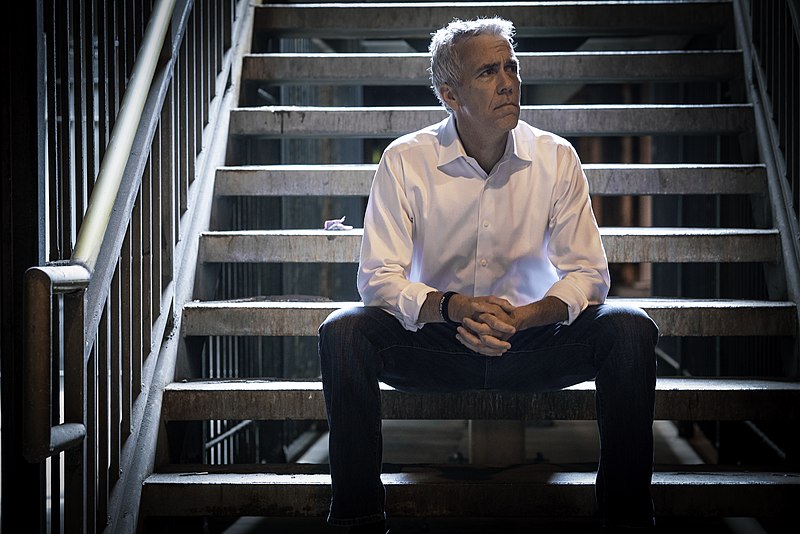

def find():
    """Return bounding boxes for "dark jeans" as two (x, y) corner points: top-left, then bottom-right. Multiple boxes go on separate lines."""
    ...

(318, 303), (659, 528)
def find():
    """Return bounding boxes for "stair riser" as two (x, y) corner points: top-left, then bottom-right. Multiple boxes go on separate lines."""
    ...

(254, 3), (730, 39)
(243, 51), (741, 85)
(230, 106), (754, 138)
(199, 231), (780, 264)
(161, 385), (800, 422)
(141, 471), (798, 518)
(215, 165), (768, 197)
(181, 300), (796, 337)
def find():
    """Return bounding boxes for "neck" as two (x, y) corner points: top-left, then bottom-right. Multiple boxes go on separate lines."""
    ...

(456, 121), (509, 174)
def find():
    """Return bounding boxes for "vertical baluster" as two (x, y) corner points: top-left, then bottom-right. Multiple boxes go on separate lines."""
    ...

(205, 0), (212, 123)
(56, 0), (72, 259)
(121, 224), (132, 473)
(97, 295), (110, 530)
(132, 171), (144, 399)
(142, 140), (153, 355)
(50, 297), (62, 534)
(110, 259), (123, 480)
(131, 168), (145, 406)
(84, 0), (97, 198)
(186, 6), (197, 213)
(791, 34), (796, 215)
(96, 0), (110, 162)
(45, 0), (60, 264)
(163, 96), (175, 295)
(72, 0), (87, 227)
(63, 288), (86, 533)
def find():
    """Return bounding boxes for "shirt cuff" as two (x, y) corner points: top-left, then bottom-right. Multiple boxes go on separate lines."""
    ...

(544, 280), (589, 325)
(397, 282), (437, 331)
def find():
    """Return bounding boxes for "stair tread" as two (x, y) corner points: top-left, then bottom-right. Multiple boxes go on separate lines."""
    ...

(198, 227), (781, 264)
(242, 50), (742, 84)
(230, 104), (753, 137)
(167, 376), (800, 393)
(144, 462), (799, 476)
(140, 463), (799, 517)
(215, 163), (768, 196)
(254, 2), (731, 39)
(144, 464), (800, 485)
(161, 376), (800, 422)
(183, 297), (796, 310)
(203, 227), (779, 236)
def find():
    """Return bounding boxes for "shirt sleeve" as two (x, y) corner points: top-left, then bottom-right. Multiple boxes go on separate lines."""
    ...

(357, 148), (437, 331)
(543, 144), (610, 324)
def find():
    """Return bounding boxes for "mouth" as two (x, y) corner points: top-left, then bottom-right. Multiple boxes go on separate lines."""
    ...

(495, 102), (519, 110)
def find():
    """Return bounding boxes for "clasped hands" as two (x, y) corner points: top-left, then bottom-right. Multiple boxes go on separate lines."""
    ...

(449, 295), (521, 356)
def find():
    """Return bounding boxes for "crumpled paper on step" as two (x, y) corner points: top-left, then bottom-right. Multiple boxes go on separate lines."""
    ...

(323, 216), (353, 231)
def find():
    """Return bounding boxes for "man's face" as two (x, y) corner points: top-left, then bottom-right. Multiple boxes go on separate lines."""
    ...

(445, 34), (521, 135)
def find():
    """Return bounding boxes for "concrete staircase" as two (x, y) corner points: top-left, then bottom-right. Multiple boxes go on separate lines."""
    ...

(141, 0), (800, 528)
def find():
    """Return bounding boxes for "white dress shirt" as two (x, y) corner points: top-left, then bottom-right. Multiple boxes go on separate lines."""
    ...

(357, 116), (610, 331)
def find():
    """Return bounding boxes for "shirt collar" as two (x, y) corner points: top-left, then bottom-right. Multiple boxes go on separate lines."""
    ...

(437, 115), (532, 174)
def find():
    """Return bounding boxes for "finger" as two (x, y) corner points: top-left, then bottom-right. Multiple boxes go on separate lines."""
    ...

(462, 316), (494, 335)
(456, 334), (506, 356)
(478, 313), (516, 334)
(471, 302), (515, 326)
(463, 317), (515, 341)
(484, 296), (516, 313)
(457, 325), (511, 354)
(457, 325), (483, 346)
(456, 327), (507, 355)
(477, 333), (512, 352)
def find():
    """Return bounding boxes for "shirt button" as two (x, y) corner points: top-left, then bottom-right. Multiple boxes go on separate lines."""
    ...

(482, 220), (490, 228)
(480, 259), (488, 267)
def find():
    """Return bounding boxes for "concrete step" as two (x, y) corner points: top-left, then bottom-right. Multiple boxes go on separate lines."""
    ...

(229, 104), (753, 138)
(198, 228), (781, 264)
(253, 2), (731, 39)
(181, 299), (797, 337)
(141, 464), (799, 518)
(242, 50), (742, 85)
(161, 378), (800, 422)
(214, 163), (768, 197)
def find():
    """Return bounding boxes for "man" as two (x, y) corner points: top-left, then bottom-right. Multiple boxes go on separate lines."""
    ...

(319, 17), (658, 533)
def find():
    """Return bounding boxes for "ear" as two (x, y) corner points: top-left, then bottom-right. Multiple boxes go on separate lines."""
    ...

(440, 83), (460, 111)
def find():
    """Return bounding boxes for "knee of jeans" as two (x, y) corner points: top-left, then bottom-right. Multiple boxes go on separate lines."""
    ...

(319, 306), (347, 338)
(600, 305), (660, 348)
(318, 306), (377, 357)
(319, 306), (358, 346)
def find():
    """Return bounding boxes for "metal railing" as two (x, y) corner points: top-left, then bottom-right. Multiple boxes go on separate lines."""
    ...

(733, 0), (800, 370)
(22, 0), (244, 531)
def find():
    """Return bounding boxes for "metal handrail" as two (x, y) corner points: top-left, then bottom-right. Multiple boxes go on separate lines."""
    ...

(72, 0), (176, 271)
(23, 0), (177, 463)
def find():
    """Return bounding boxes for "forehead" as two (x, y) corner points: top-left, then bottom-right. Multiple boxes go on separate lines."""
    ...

(457, 33), (515, 64)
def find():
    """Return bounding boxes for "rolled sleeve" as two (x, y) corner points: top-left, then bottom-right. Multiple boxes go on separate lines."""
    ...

(398, 283), (437, 330)
(544, 280), (589, 325)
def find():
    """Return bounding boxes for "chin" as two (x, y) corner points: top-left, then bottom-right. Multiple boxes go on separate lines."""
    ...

(498, 116), (520, 131)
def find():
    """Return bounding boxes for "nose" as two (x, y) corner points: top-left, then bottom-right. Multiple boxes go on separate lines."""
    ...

(498, 70), (515, 94)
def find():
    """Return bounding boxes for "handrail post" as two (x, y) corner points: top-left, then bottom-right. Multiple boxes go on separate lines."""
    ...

(23, 263), (90, 463)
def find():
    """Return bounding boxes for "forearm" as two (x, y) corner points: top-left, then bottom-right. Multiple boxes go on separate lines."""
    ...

(419, 290), (446, 324)
(513, 296), (569, 330)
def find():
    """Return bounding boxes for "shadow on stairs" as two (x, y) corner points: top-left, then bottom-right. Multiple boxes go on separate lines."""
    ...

(220, 421), (788, 533)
